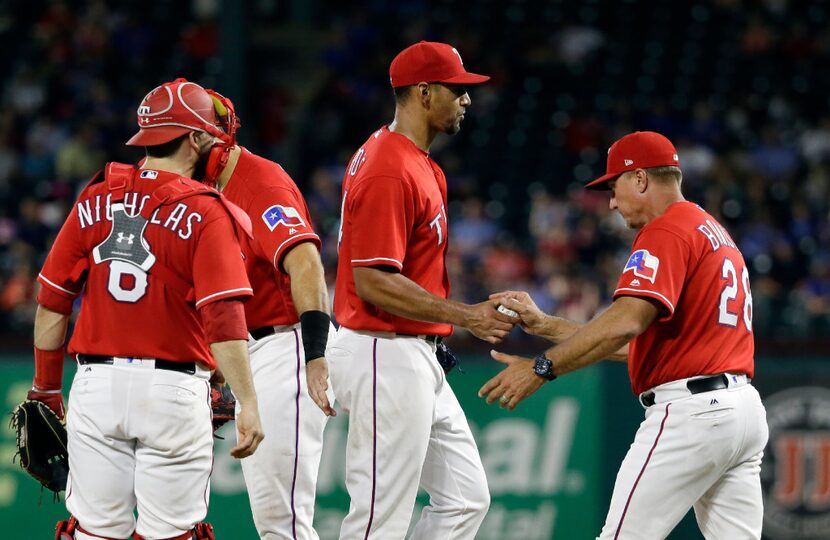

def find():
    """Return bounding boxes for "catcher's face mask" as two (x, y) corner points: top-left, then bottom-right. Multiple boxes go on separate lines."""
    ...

(203, 89), (241, 187)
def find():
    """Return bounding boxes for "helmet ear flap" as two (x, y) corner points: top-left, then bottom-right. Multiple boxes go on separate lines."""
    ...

(204, 144), (229, 187)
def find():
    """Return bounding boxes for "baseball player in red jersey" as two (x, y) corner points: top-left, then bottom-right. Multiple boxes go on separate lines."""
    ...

(480, 131), (769, 539)
(329, 41), (518, 540)
(32, 79), (264, 540)
(210, 135), (334, 539)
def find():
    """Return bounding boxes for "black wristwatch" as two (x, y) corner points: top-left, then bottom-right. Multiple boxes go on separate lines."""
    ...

(533, 354), (557, 381)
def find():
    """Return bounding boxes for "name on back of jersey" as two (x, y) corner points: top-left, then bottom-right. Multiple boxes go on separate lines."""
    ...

(262, 204), (305, 232)
(76, 191), (203, 240)
(697, 218), (737, 251)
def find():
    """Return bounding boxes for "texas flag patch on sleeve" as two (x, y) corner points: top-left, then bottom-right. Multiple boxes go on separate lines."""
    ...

(623, 249), (660, 283)
(262, 205), (306, 231)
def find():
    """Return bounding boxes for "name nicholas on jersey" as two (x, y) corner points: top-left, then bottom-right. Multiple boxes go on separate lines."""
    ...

(697, 218), (738, 251)
(76, 192), (203, 240)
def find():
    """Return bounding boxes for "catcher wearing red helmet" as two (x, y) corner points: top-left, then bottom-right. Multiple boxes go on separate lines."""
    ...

(35, 78), (263, 540)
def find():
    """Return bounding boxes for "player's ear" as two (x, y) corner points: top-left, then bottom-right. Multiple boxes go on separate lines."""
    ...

(417, 82), (431, 106)
(186, 130), (201, 154)
(635, 169), (649, 193)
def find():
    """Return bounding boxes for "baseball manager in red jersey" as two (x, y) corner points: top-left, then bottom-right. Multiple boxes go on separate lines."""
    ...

(209, 114), (335, 539)
(329, 41), (518, 540)
(481, 131), (769, 539)
(33, 79), (263, 540)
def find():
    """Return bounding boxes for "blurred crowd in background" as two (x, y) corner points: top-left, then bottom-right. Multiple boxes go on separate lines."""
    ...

(1, 0), (828, 350)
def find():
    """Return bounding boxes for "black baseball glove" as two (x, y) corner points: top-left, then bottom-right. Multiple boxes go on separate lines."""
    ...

(10, 400), (68, 494)
(436, 343), (461, 375)
(210, 384), (236, 432)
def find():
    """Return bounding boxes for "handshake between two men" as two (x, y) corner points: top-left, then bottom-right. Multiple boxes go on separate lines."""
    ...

(478, 291), (630, 412)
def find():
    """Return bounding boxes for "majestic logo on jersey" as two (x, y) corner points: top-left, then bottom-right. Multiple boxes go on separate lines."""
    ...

(262, 205), (305, 231)
(623, 249), (659, 283)
(761, 387), (830, 540)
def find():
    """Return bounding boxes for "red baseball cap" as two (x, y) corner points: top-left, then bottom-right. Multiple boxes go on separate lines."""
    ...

(585, 131), (680, 189)
(126, 78), (219, 146)
(389, 41), (490, 88)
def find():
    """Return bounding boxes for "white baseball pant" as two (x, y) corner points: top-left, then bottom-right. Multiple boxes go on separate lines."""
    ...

(327, 327), (490, 540)
(239, 324), (335, 540)
(599, 374), (768, 539)
(66, 359), (213, 539)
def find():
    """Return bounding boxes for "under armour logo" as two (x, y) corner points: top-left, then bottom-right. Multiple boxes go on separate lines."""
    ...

(710, 398), (719, 405)
(140, 117), (150, 124)
(117, 232), (135, 245)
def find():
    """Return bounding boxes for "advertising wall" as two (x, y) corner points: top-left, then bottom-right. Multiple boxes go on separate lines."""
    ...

(1, 359), (602, 539)
(0, 355), (827, 539)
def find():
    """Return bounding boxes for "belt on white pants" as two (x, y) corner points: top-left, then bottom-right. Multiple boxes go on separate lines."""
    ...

(639, 373), (749, 408)
(76, 354), (211, 379)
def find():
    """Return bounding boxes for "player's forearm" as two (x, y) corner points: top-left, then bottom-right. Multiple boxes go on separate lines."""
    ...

(284, 243), (329, 314)
(535, 315), (580, 342)
(353, 266), (470, 327)
(537, 314), (628, 361)
(34, 305), (69, 351)
(547, 327), (631, 376)
(547, 298), (654, 375)
(210, 340), (258, 406)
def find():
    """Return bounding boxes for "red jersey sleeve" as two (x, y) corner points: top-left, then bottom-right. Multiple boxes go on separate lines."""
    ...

(193, 211), (253, 308)
(37, 204), (89, 313)
(250, 187), (320, 273)
(348, 176), (414, 271)
(613, 227), (691, 320)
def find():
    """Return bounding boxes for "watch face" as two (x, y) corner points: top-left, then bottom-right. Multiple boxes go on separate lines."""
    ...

(534, 355), (556, 380)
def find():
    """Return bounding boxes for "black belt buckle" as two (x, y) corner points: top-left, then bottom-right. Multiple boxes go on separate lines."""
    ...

(250, 326), (276, 340)
(686, 374), (729, 394)
(640, 391), (656, 407)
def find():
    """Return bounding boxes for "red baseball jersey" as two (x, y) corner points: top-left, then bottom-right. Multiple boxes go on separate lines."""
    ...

(613, 201), (755, 394)
(220, 148), (320, 329)
(37, 165), (252, 368)
(334, 126), (452, 336)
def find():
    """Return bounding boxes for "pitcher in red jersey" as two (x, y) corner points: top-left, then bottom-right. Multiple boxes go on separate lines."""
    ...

(480, 131), (768, 539)
(329, 41), (518, 540)
(34, 79), (263, 540)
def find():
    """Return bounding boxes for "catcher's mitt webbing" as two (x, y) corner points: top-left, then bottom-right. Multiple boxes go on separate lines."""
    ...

(211, 384), (236, 432)
(10, 400), (68, 494)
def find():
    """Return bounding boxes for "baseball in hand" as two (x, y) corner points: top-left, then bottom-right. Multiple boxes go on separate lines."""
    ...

(497, 304), (519, 318)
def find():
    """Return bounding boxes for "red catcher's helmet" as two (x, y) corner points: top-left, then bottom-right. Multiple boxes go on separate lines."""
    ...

(126, 78), (241, 185)
(125, 78), (239, 148)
